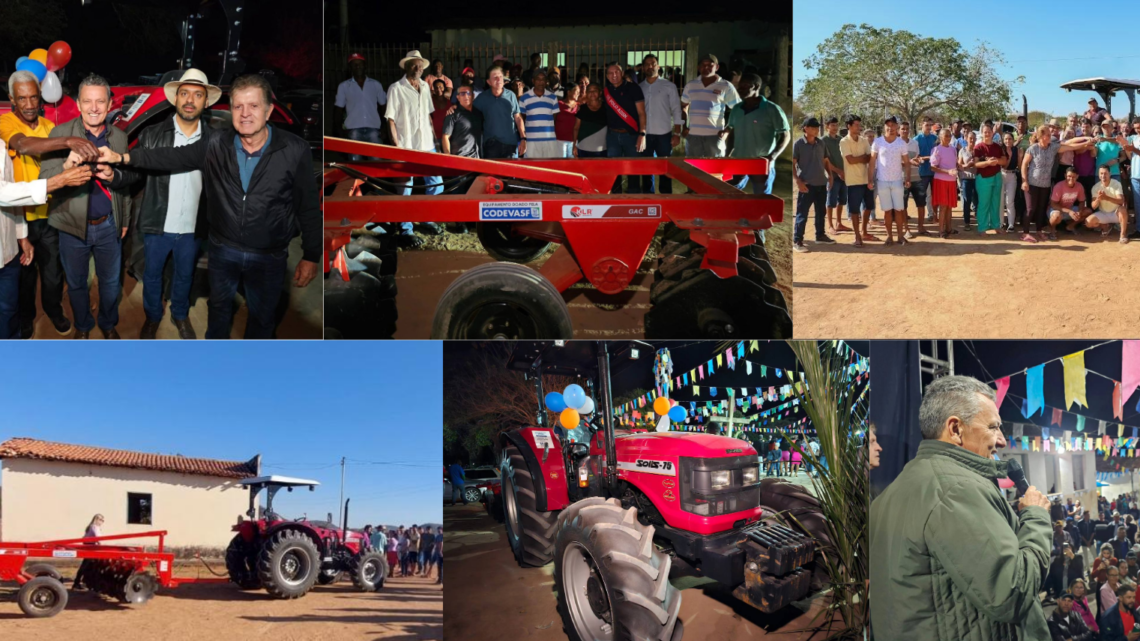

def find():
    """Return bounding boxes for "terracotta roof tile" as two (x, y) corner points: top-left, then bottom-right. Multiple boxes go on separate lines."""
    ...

(0, 438), (258, 480)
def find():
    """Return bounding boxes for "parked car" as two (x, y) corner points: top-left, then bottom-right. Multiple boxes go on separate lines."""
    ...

(443, 466), (501, 504)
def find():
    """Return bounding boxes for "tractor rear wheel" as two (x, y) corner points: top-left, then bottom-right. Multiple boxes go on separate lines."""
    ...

(225, 534), (262, 590)
(24, 563), (63, 581)
(501, 444), (559, 566)
(317, 569), (343, 585)
(432, 263), (572, 339)
(18, 576), (69, 618)
(257, 529), (320, 599)
(350, 549), (388, 592)
(476, 222), (553, 263)
(758, 478), (832, 592)
(324, 269), (398, 339)
(554, 497), (682, 641)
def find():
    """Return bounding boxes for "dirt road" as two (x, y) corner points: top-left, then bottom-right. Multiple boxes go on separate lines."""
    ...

(0, 564), (442, 640)
(792, 198), (1140, 338)
(443, 501), (840, 641)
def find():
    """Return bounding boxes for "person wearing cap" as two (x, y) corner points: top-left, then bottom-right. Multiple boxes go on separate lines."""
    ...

(127, 69), (220, 339)
(724, 73), (789, 197)
(385, 50), (444, 244)
(822, 117), (849, 235)
(39, 74), (139, 339)
(638, 54), (683, 194)
(1102, 581), (1140, 641)
(681, 54), (740, 158)
(95, 74), (319, 339)
(334, 53), (387, 162)
(1, 70), (100, 338)
(1047, 591), (1095, 641)
(518, 69), (561, 159)
(423, 59), (452, 100)
(450, 67), (480, 105)
(1087, 98), (1110, 130)
(791, 117), (834, 252)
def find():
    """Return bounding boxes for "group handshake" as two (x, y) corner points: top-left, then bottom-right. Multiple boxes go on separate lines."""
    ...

(51, 145), (134, 191)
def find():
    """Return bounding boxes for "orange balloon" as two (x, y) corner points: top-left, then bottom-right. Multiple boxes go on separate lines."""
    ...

(560, 408), (580, 429)
(29, 49), (48, 65)
(653, 396), (671, 416)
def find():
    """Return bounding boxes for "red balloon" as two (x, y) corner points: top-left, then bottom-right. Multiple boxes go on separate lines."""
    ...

(46, 41), (71, 72)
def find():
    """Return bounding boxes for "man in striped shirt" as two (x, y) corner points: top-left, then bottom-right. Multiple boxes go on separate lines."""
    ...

(681, 54), (741, 158)
(519, 70), (562, 158)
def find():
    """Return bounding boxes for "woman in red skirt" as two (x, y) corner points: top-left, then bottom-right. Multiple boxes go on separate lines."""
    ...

(929, 128), (960, 238)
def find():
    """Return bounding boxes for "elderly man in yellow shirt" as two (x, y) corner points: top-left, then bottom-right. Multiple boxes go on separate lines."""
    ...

(0, 70), (98, 338)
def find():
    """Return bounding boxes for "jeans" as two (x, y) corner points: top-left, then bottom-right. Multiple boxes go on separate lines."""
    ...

(827, 176), (847, 207)
(346, 127), (382, 161)
(18, 218), (65, 327)
(450, 484), (467, 505)
(0, 254), (20, 339)
(606, 129), (641, 194)
(398, 148), (444, 235)
(1000, 170), (1018, 228)
(143, 232), (198, 322)
(961, 178), (977, 226)
(685, 134), (726, 158)
(1133, 178), (1140, 215)
(794, 184), (828, 243)
(205, 239), (287, 339)
(639, 132), (674, 194)
(58, 218), (121, 333)
(483, 138), (520, 160)
(729, 172), (776, 196)
(577, 148), (606, 158)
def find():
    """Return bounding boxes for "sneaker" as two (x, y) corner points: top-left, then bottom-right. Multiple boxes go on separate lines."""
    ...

(793, 242), (809, 253)
(50, 316), (72, 336)
(814, 235), (837, 245)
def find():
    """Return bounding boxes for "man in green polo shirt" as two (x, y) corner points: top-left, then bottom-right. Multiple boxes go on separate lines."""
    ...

(726, 73), (789, 196)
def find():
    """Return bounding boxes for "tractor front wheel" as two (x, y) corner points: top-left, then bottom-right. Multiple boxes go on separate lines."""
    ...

(18, 576), (69, 618)
(555, 497), (682, 641)
(257, 529), (320, 599)
(501, 444), (559, 566)
(350, 549), (388, 592)
(431, 263), (572, 339)
(225, 534), (262, 590)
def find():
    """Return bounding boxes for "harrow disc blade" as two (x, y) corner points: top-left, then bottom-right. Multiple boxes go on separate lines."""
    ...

(121, 572), (158, 605)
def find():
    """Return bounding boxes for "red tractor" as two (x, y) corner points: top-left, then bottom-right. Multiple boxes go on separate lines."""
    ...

(223, 476), (386, 598)
(498, 341), (829, 641)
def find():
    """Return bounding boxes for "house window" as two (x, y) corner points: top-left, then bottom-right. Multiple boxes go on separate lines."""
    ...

(627, 50), (686, 70)
(538, 53), (566, 70)
(1073, 454), (1086, 491)
(127, 493), (153, 525)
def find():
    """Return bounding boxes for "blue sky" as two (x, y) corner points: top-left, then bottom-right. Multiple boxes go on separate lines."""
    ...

(794, 0), (1140, 118)
(0, 341), (442, 527)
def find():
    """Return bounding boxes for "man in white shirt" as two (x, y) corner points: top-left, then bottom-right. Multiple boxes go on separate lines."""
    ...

(681, 54), (741, 158)
(868, 116), (912, 246)
(1086, 165), (1128, 243)
(385, 50), (443, 246)
(334, 53), (387, 161)
(638, 54), (683, 193)
(0, 139), (91, 338)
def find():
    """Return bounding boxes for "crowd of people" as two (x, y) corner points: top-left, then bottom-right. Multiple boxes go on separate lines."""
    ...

(758, 434), (821, 477)
(793, 97), (1140, 252)
(0, 68), (320, 340)
(334, 49), (790, 247)
(372, 523), (444, 584)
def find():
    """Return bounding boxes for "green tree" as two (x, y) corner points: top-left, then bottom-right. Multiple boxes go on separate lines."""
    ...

(798, 24), (1022, 128)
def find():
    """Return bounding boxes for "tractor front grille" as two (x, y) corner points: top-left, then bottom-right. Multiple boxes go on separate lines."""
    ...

(679, 455), (762, 517)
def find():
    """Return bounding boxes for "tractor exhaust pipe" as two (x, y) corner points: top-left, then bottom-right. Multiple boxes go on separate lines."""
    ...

(598, 342), (618, 493)
(342, 499), (350, 543)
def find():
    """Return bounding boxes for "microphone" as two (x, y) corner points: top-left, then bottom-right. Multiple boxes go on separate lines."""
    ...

(1006, 458), (1029, 498)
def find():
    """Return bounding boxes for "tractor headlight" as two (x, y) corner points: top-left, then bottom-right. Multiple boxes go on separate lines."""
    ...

(742, 466), (759, 485)
(710, 470), (731, 490)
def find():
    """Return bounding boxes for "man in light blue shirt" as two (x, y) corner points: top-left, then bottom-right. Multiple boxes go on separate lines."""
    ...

(334, 53), (387, 161)
(638, 54), (684, 193)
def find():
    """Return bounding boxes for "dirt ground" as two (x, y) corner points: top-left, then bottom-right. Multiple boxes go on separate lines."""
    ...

(792, 192), (1140, 338)
(0, 562), (442, 640)
(329, 156), (792, 339)
(442, 490), (844, 641)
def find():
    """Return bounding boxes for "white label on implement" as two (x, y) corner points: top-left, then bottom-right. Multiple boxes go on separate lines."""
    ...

(0, 549), (28, 555)
(563, 205), (661, 219)
(52, 550), (77, 558)
(479, 201), (542, 221)
(160, 560), (169, 572)
(532, 430), (553, 449)
(618, 459), (677, 476)
(124, 93), (150, 121)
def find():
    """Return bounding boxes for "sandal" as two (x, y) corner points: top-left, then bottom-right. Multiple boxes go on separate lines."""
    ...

(899, 236), (909, 246)
(853, 238), (864, 248)
(1020, 233), (1038, 243)
(1047, 232), (1058, 241)
(862, 233), (881, 242)
(1121, 236), (1131, 245)
(884, 238), (895, 246)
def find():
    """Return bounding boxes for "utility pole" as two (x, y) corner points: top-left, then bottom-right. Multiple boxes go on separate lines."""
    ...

(339, 457), (346, 527)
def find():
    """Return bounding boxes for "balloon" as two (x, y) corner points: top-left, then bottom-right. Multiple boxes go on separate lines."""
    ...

(16, 57), (29, 68)
(563, 384), (586, 410)
(653, 396), (671, 416)
(655, 415), (672, 432)
(29, 49), (48, 65)
(560, 408), (580, 429)
(669, 406), (687, 422)
(46, 41), (72, 72)
(578, 396), (595, 415)
(544, 392), (567, 413)
(16, 58), (47, 82)
(40, 71), (62, 103)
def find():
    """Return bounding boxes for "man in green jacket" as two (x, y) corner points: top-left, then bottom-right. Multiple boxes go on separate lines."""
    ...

(870, 375), (1054, 640)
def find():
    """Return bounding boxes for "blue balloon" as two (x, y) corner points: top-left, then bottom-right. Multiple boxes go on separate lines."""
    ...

(669, 406), (687, 422)
(16, 57), (29, 67)
(563, 384), (586, 410)
(16, 58), (47, 82)
(544, 392), (567, 413)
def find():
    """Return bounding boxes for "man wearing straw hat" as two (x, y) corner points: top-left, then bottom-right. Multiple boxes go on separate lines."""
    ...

(334, 52), (387, 162)
(129, 68), (220, 339)
(386, 49), (444, 246)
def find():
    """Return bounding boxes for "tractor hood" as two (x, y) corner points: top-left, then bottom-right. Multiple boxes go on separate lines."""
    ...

(616, 432), (757, 459)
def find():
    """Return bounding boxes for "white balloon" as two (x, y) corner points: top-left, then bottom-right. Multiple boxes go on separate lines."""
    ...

(656, 415), (671, 432)
(578, 396), (595, 415)
(41, 71), (62, 103)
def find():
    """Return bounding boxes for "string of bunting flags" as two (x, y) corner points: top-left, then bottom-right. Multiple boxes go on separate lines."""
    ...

(612, 340), (870, 433)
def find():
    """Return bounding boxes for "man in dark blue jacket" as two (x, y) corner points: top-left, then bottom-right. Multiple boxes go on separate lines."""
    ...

(98, 74), (319, 339)
(1101, 583), (1140, 641)
(447, 463), (466, 506)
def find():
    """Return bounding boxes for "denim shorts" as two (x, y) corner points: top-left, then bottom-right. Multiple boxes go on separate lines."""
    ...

(846, 184), (872, 217)
(827, 177), (847, 207)
(877, 179), (906, 211)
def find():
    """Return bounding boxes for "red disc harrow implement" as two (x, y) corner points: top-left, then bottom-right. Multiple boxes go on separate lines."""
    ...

(323, 137), (790, 339)
(0, 531), (228, 618)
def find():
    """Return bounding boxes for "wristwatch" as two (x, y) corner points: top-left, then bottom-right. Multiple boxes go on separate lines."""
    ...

(638, 132), (646, 137)
(520, 136), (527, 141)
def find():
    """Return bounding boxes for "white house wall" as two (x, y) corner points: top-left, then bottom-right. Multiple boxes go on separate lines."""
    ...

(998, 449), (1099, 516)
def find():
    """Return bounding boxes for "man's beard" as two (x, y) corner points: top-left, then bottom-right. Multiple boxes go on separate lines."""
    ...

(177, 106), (202, 123)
